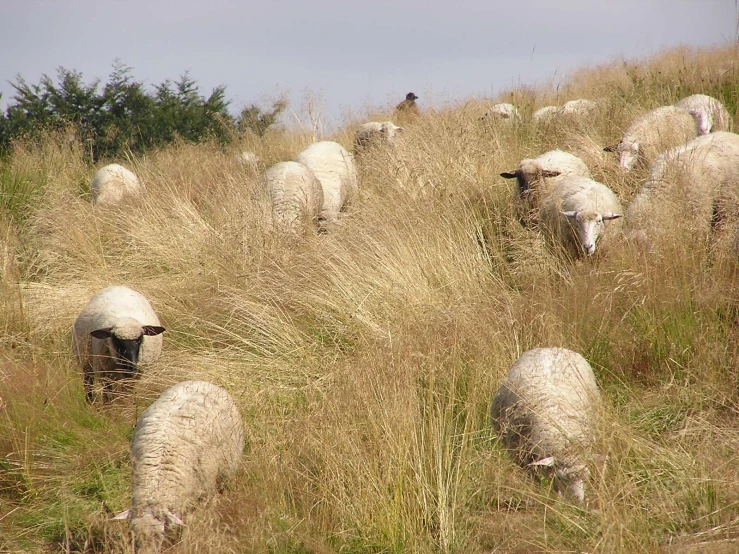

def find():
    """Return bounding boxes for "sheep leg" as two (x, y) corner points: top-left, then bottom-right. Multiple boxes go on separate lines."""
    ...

(83, 364), (95, 403)
(102, 379), (114, 403)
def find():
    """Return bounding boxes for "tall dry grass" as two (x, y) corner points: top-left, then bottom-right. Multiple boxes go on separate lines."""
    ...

(2, 43), (739, 553)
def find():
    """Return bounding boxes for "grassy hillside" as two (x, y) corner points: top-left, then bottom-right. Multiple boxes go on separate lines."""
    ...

(2, 43), (739, 553)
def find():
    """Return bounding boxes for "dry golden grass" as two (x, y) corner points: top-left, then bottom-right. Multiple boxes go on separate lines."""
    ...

(2, 43), (739, 553)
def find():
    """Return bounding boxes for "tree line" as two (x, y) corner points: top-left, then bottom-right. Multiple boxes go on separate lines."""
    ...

(0, 62), (286, 159)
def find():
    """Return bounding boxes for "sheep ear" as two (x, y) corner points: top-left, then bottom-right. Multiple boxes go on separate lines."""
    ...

(142, 325), (166, 336)
(166, 511), (184, 526)
(541, 170), (561, 178)
(529, 456), (556, 468)
(500, 171), (518, 179)
(90, 327), (114, 339)
(112, 510), (130, 521)
(603, 144), (618, 152)
(561, 211), (578, 219)
(602, 213), (623, 221)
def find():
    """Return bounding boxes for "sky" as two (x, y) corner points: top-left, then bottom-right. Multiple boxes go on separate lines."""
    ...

(1, 0), (736, 130)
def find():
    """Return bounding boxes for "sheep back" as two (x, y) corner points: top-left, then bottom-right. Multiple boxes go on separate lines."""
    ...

(125, 380), (244, 551)
(490, 347), (602, 503)
(91, 163), (142, 206)
(625, 131), (739, 246)
(265, 161), (324, 234)
(611, 105), (699, 171)
(296, 141), (359, 223)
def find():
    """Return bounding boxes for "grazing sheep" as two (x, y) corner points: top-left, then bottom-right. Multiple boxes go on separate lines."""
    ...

(265, 161), (324, 234)
(354, 121), (404, 154)
(625, 131), (739, 246)
(539, 175), (623, 258)
(395, 92), (420, 121)
(560, 99), (599, 119)
(675, 94), (732, 135)
(295, 141), (359, 224)
(500, 150), (592, 226)
(72, 286), (165, 403)
(532, 105), (559, 125)
(604, 105), (699, 171)
(482, 102), (520, 121)
(91, 163), (143, 206)
(114, 380), (244, 553)
(490, 347), (602, 504)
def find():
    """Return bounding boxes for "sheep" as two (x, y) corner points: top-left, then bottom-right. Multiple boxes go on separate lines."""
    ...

(532, 105), (559, 125)
(625, 131), (739, 247)
(532, 100), (599, 126)
(353, 121), (404, 154)
(72, 286), (165, 403)
(539, 175), (624, 258)
(264, 161), (324, 235)
(481, 102), (520, 122)
(490, 347), (602, 504)
(91, 163), (143, 206)
(675, 94), (732, 135)
(604, 105), (699, 171)
(394, 92), (420, 121)
(295, 141), (359, 224)
(500, 150), (592, 226)
(560, 99), (599, 119)
(113, 380), (244, 553)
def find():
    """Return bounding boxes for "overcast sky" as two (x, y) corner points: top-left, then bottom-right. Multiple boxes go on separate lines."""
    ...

(1, 0), (736, 129)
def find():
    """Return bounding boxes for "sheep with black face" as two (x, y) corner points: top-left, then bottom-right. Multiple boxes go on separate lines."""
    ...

(72, 286), (165, 403)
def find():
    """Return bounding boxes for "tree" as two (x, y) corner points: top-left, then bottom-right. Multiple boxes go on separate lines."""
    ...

(236, 99), (287, 137)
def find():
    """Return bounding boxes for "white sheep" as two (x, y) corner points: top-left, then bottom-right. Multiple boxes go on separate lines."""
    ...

(604, 105), (699, 171)
(532, 105), (559, 125)
(72, 286), (165, 403)
(675, 94), (732, 135)
(481, 102), (520, 121)
(264, 161), (324, 234)
(560, 99), (599, 117)
(490, 347), (602, 504)
(295, 141), (359, 224)
(500, 150), (592, 226)
(532, 100), (599, 126)
(91, 163), (143, 206)
(353, 121), (404, 153)
(113, 380), (244, 553)
(625, 131), (739, 246)
(539, 175), (624, 258)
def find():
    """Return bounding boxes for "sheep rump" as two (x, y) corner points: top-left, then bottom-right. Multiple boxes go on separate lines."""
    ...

(490, 347), (602, 503)
(295, 141), (359, 224)
(72, 286), (164, 403)
(625, 131), (739, 247)
(265, 161), (324, 234)
(114, 380), (245, 553)
(91, 163), (142, 206)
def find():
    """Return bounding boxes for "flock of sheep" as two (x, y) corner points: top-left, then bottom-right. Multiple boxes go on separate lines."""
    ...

(76, 90), (738, 550)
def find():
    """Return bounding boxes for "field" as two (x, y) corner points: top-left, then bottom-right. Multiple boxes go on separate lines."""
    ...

(2, 44), (739, 553)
